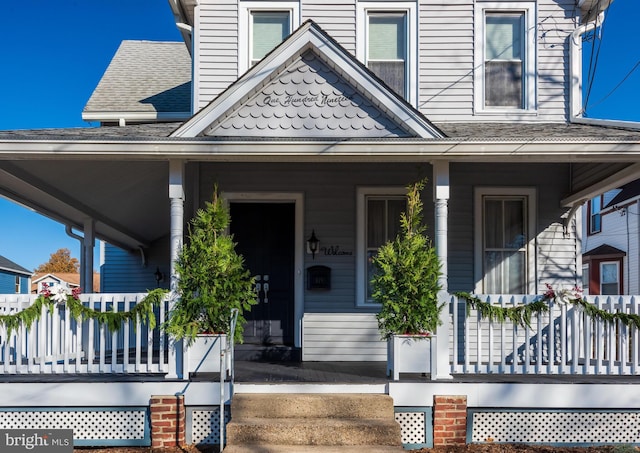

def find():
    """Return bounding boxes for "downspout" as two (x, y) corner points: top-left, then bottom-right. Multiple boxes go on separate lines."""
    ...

(569, 11), (604, 122)
(65, 221), (95, 293)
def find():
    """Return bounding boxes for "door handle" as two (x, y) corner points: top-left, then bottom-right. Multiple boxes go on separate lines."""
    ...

(263, 275), (269, 304)
(255, 275), (262, 303)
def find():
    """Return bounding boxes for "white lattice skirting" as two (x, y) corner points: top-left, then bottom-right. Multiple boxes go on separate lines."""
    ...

(470, 410), (640, 445)
(0, 408), (149, 446)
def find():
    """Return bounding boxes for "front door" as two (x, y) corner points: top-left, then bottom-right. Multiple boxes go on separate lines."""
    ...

(230, 202), (295, 346)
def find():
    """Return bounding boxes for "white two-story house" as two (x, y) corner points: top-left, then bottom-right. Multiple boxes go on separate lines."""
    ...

(4, 1), (640, 449)
(2, 0), (639, 364)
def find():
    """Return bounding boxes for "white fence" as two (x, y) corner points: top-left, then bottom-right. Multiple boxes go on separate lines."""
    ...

(451, 294), (640, 375)
(0, 293), (169, 374)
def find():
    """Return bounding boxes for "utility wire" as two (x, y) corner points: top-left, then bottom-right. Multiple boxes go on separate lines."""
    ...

(583, 0), (605, 115)
(586, 60), (640, 110)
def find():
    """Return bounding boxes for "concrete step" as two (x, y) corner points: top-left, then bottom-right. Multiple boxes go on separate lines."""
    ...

(226, 417), (401, 446)
(231, 393), (395, 419)
(223, 445), (405, 453)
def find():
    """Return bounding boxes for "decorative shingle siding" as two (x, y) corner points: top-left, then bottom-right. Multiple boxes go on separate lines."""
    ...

(206, 50), (411, 138)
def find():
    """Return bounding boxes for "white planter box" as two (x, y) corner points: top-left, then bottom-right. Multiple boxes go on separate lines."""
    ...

(387, 334), (435, 380)
(187, 334), (228, 374)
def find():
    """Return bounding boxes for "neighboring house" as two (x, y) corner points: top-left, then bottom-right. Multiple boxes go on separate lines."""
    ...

(0, 255), (31, 294)
(31, 272), (101, 294)
(582, 179), (640, 296)
(0, 0), (638, 362)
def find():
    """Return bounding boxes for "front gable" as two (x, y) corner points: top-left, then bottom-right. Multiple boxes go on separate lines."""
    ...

(173, 21), (443, 139)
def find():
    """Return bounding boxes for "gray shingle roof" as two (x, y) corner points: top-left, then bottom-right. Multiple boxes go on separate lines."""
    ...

(0, 255), (31, 275)
(83, 41), (191, 117)
(1, 121), (639, 142)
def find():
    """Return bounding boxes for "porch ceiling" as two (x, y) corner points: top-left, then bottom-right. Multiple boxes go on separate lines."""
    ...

(0, 160), (169, 251)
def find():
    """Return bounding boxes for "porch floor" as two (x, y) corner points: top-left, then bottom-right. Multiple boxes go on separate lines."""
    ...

(2, 361), (640, 383)
(226, 360), (640, 384)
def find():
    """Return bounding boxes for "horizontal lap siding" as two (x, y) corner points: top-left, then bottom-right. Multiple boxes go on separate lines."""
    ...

(536, 0), (573, 121)
(302, 2), (356, 54)
(196, 0), (238, 110)
(302, 313), (385, 361)
(420, 0), (474, 121)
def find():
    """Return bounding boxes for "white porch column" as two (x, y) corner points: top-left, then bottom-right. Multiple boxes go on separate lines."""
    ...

(83, 218), (95, 293)
(432, 161), (453, 380)
(169, 159), (185, 379)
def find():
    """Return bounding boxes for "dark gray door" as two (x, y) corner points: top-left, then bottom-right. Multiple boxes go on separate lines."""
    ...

(230, 202), (295, 346)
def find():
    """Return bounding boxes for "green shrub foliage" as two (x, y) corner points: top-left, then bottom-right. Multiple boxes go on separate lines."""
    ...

(163, 186), (257, 344)
(372, 178), (444, 339)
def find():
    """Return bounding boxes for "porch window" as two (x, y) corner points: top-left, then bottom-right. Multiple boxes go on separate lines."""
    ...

(356, 187), (406, 306)
(357, 2), (417, 105)
(239, 2), (299, 74)
(600, 261), (620, 295)
(474, 188), (536, 294)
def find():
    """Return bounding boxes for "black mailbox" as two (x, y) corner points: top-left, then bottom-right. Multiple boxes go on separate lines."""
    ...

(307, 265), (331, 290)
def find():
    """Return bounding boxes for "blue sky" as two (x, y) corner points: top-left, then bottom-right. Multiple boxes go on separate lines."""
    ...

(0, 0), (639, 272)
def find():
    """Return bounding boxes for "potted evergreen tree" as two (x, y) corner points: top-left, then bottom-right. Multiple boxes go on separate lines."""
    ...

(162, 186), (257, 373)
(371, 178), (444, 380)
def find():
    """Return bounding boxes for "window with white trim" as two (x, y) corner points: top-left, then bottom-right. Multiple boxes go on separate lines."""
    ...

(474, 2), (536, 112)
(600, 261), (620, 295)
(588, 195), (602, 235)
(15, 276), (20, 293)
(474, 188), (536, 294)
(356, 187), (407, 306)
(239, 2), (300, 74)
(357, 2), (417, 105)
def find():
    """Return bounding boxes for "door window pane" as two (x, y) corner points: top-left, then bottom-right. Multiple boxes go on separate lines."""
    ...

(601, 262), (619, 295)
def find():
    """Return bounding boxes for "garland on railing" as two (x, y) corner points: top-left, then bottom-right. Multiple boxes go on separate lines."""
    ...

(0, 285), (168, 336)
(455, 284), (640, 330)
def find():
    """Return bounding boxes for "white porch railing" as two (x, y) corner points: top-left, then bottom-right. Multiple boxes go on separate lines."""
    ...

(451, 294), (640, 375)
(0, 293), (169, 375)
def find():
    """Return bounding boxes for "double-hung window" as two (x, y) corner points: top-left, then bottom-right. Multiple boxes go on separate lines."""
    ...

(474, 188), (536, 294)
(474, 2), (536, 113)
(239, 2), (299, 75)
(357, 2), (417, 105)
(588, 195), (602, 235)
(356, 187), (407, 306)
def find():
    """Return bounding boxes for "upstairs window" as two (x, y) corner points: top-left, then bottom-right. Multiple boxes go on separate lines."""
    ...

(485, 13), (524, 108)
(367, 12), (407, 98)
(588, 195), (602, 235)
(251, 11), (291, 66)
(239, 2), (299, 74)
(357, 2), (417, 105)
(474, 2), (536, 113)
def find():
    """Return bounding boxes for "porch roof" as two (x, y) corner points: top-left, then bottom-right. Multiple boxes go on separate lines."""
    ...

(1, 120), (639, 251)
(1, 120), (639, 143)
